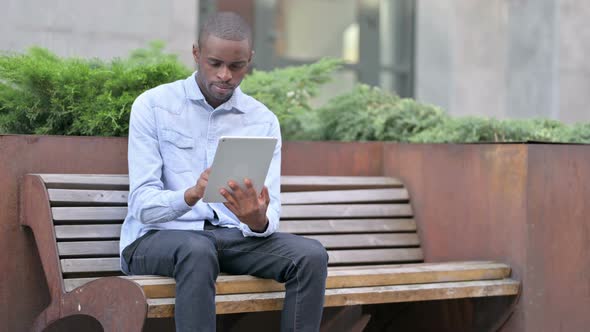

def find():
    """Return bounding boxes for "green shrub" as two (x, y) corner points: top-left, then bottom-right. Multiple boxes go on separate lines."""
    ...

(317, 84), (447, 141)
(316, 84), (590, 144)
(0, 42), (190, 136)
(0, 44), (340, 138)
(410, 118), (590, 143)
(240, 58), (342, 139)
(0, 43), (588, 144)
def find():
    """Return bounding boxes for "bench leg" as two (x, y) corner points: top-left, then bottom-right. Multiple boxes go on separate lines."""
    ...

(31, 306), (55, 332)
(320, 306), (371, 332)
(34, 277), (148, 332)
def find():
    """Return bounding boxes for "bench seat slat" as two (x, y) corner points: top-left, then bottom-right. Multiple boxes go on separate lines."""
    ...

(306, 234), (420, 249)
(139, 262), (513, 298)
(62, 261), (501, 291)
(51, 204), (413, 222)
(48, 188), (409, 206)
(328, 248), (423, 265)
(56, 234), (421, 257)
(63, 261), (512, 294)
(38, 174), (129, 190)
(58, 241), (120, 257)
(52, 207), (127, 222)
(281, 188), (408, 205)
(48, 189), (129, 205)
(61, 257), (121, 273)
(281, 176), (403, 192)
(53, 219), (417, 241)
(60, 248), (424, 273)
(39, 174), (402, 191)
(279, 218), (416, 234)
(281, 204), (413, 219)
(146, 279), (520, 316)
(55, 225), (122, 240)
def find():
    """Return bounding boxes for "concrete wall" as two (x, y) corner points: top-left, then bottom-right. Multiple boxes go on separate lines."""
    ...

(559, 0), (590, 123)
(0, 0), (198, 67)
(2, 0), (588, 122)
(416, 0), (590, 123)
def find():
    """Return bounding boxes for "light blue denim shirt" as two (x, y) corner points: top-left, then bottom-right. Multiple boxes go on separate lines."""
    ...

(119, 72), (282, 262)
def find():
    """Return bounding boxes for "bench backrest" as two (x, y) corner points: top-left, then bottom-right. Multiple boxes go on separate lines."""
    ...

(23, 174), (422, 294)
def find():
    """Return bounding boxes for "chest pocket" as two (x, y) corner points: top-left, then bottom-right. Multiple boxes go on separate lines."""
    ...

(235, 120), (271, 136)
(160, 129), (194, 173)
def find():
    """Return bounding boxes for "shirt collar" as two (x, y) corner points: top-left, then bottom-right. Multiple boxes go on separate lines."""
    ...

(183, 71), (247, 113)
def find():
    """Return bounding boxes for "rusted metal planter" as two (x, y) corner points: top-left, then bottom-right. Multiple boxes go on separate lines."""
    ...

(1, 135), (588, 331)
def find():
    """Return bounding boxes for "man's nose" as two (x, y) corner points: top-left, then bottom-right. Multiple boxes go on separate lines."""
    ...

(217, 66), (232, 81)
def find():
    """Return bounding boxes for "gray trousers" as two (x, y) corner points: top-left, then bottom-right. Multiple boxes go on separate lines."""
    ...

(126, 224), (329, 332)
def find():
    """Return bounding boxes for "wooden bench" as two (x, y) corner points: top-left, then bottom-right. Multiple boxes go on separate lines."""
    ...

(21, 174), (520, 331)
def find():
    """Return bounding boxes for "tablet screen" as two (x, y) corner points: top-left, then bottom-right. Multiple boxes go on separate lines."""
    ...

(202, 136), (277, 203)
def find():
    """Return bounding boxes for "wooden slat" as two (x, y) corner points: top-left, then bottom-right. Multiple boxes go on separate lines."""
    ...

(308, 234), (420, 249)
(39, 175), (402, 191)
(281, 188), (409, 205)
(53, 219), (416, 240)
(52, 207), (127, 221)
(38, 174), (129, 190)
(58, 241), (119, 257)
(281, 176), (403, 192)
(139, 262), (512, 298)
(55, 233), (420, 258)
(62, 261), (509, 292)
(55, 225), (121, 240)
(48, 189), (128, 205)
(278, 218), (416, 234)
(47, 188), (408, 206)
(328, 248), (423, 265)
(61, 257), (121, 273)
(59, 247), (424, 274)
(147, 279), (520, 316)
(281, 204), (413, 219)
(52, 204), (412, 221)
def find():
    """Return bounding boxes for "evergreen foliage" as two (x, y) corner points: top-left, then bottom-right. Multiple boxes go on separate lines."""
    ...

(0, 43), (588, 143)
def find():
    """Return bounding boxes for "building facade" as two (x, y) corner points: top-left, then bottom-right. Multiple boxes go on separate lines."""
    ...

(2, 0), (589, 123)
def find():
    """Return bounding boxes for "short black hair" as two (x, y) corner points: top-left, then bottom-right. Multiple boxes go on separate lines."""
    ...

(198, 12), (253, 49)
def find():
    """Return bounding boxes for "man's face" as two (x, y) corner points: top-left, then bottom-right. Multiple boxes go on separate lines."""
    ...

(193, 35), (253, 108)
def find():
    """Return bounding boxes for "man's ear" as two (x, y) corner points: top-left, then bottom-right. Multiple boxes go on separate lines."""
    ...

(192, 44), (200, 63)
(249, 50), (255, 63)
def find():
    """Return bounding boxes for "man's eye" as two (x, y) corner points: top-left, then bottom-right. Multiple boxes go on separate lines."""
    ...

(230, 63), (246, 70)
(209, 62), (221, 67)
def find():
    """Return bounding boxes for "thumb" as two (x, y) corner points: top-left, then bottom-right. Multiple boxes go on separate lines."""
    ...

(260, 186), (270, 205)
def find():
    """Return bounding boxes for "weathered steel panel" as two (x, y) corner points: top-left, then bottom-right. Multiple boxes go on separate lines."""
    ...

(525, 144), (590, 332)
(282, 141), (384, 176)
(4, 136), (589, 331)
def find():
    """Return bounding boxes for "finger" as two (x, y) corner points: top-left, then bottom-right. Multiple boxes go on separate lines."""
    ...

(202, 167), (212, 180)
(227, 180), (244, 196)
(243, 178), (254, 190)
(220, 188), (239, 207)
(242, 178), (259, 198)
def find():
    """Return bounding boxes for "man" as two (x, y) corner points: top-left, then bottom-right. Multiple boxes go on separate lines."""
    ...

(119, 12), (328, 332)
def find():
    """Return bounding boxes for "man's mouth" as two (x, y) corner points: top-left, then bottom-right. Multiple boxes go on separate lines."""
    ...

(212, 84), (233, 94)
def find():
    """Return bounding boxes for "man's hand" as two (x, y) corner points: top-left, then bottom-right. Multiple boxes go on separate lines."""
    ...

(220, 178), (270, 232)
(184, 168), (211, 206)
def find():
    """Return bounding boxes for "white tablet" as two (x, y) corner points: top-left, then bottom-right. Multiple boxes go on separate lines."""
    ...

(202, 136), (278, 203)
